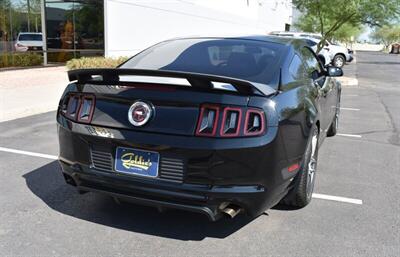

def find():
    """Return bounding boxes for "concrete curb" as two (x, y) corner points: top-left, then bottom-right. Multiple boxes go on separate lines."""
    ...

(337, 77), (359, 87)
(0, 64), (64, 73)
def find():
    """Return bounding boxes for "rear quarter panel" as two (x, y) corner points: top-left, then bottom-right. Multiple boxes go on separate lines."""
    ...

(271, 82), (319, 163)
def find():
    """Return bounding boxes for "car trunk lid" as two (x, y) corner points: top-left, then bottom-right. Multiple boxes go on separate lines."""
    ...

(66, 68), (276, 136)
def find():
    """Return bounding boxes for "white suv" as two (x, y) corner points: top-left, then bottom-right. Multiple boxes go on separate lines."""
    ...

(299, 37), (332, 66)
(14, 32), (43, 52)
(269, 31), (353, 68)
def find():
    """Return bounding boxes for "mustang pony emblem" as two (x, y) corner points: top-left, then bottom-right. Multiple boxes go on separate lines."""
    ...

(121, 152), (152, 170)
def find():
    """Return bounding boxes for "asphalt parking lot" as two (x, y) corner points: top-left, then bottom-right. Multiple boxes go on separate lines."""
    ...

(1, 51), (399, 256)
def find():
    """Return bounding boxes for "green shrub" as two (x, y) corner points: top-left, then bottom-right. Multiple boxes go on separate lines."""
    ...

(0, 53), (43, 68)
(66, 56), (129, 70)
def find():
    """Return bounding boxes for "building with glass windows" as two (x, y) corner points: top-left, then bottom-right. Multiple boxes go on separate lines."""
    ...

(1, 0), (292, 65)
(1, 0), (104, 64)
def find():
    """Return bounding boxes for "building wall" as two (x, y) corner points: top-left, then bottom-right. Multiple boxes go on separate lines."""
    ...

(105, 0), (292, 57)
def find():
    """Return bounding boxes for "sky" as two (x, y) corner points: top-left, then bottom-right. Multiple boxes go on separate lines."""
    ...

(358, 26), (373, 43)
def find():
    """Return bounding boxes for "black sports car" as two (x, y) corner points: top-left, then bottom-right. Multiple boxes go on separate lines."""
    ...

(57, 36), (342, 221)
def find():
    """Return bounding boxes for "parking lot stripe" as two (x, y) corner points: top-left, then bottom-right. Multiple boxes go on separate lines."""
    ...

(343, 94), (359, 97)
(340, 107), (360, 111)
(337, 133), (362, 138)
(312, 193), (363, 205)
(0, 147), (58, 160)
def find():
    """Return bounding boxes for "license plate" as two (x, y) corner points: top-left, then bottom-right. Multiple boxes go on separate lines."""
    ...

(114, 147), (159, 177)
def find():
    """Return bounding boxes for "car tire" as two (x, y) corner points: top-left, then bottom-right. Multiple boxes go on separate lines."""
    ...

(327, 113), (339, 137)
(282, 126), (319, 208)
(327, 97), (340, 137)
(333, 55), (345, 68)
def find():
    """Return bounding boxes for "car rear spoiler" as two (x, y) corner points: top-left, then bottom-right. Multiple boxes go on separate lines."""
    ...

(67, 68), (276, 96)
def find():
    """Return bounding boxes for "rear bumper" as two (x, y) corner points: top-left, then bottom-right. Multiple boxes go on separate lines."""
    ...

(57, 115), (297, 220)
(60, 159), (284, 221)
(347, 54), (354, 62)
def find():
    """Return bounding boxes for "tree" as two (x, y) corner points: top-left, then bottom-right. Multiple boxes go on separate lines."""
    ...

(332, 23), (363, 43)
(293, 0), (400, 52)
(295, 14), (363, 43)
(14, 0), (41, 32)
(372, 25), (400, 50)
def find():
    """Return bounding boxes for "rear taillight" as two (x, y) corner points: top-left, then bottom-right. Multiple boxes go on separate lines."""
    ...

(196, 104), (266, 137)
(196, 105), (220, 137)
(77, 95), (95, 122)
(61, 93), (95, 123)
(244, 109), (265, 136)
(66, 94), (80, 119)
(220, 107), (242, 137)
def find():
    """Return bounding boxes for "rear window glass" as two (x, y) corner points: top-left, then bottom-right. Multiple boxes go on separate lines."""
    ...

(121, 39), (285, 87)
(19, 34), (42, 41)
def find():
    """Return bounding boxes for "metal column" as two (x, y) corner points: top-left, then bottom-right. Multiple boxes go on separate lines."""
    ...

(40, 0), (47, 65)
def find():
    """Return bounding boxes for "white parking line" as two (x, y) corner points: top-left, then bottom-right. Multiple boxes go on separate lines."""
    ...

(0, 146), (364, 205)
(343, 94), (359, 97)
(340, 107), (360, 111)
(312, 193), (363, 205)
(337, 133), (362, 138)
(0, 147), (58, 160)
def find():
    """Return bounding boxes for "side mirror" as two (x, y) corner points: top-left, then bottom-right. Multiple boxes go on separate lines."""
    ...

(327, 66), (343, 77)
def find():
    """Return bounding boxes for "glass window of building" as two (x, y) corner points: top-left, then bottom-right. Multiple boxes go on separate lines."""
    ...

(1, 0), (43, 67)
(45, 0), (104, 62)
(1, 0), (104, 67)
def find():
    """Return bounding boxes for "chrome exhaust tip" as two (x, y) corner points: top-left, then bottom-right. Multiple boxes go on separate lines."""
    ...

(220, 203), (242, 218)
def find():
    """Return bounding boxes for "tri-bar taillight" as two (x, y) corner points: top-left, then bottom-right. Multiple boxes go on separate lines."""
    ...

(196, 104), (266, 137)
(61, 93), (95, 123)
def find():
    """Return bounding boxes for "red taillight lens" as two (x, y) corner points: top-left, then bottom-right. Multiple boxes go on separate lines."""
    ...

(196, 105), (220, 137)
(196, 104), (265, 137)
(244, 109), (265, 136)
(62, 93), (95, 123)
(220, 107), (242, 137)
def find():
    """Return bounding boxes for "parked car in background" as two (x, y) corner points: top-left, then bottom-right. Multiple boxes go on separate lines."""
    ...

(269, 31), (353, 68)
(301, 37), (332, 66)
(14, 32), (43, 52)
(57, 36), (342, 221)
(324, 40), (353, 68)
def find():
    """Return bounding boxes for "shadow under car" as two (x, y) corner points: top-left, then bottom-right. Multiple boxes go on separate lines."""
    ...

(23, 161), (261, 241)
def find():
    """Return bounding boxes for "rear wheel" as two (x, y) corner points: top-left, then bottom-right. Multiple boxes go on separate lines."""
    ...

(327, 113), (339, 137)
(283, 126), (319, 208)
(333, 54), (345, 68)
(327, 99), (340, 137)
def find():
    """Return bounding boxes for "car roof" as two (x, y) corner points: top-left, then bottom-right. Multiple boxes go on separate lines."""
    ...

(229, 35), (298, 45)
(169, 35), (305, 47)
(270, 31), (322, 36)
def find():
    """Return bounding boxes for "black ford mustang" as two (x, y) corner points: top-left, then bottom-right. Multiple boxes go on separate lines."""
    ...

(57, 36), (342, 221)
